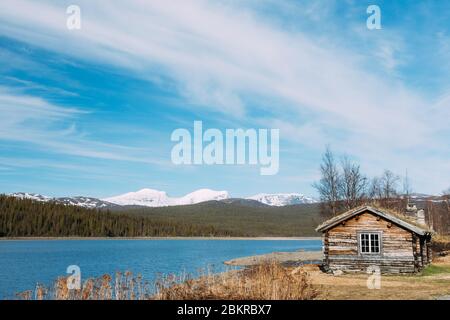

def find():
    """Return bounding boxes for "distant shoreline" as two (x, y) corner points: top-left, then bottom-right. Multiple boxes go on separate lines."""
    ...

(224, 250), (323, 266)
(0, 236), (321, 241)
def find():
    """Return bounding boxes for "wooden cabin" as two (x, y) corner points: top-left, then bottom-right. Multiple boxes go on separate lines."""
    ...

(316, 206), (432, 274)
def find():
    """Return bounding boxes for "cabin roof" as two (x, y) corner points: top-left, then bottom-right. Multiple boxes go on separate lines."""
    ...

(315, 205), (432, 236)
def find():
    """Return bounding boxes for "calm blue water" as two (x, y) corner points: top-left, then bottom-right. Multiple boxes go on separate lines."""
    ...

(0, 239), (321, 299)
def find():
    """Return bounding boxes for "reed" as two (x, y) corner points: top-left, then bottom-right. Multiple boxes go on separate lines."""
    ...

(16, 262), (318, 300)
(17, 271), (152, 300)
(154, 262), (318, 300)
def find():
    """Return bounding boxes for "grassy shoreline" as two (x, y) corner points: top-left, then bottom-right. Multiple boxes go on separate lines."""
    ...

(0, 236), (322, 241)
(15, 254), (450, 300)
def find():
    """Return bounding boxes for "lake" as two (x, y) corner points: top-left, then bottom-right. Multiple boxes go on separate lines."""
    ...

(0, 239), (322, 299)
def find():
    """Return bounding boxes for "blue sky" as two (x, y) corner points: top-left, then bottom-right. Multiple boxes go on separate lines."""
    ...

(0, 0), (449, 198)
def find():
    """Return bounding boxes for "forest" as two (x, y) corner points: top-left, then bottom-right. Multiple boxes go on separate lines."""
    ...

(0, 195), (240, 237)
(0, 195), (325, 237)
(2, 146), (448, 238)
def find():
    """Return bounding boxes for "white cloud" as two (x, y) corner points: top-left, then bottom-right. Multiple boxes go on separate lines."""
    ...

(0, 1), (432, 139)
(0, 0), (448, 193)
(0, 87), (166, 165)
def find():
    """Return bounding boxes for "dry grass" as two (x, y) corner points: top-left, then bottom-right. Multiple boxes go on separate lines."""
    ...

(309, 254), (450, 300)
(431, 235), (450, 253)
(365, 204), (432, 230)
(433, 234), (450, 242)
(16, 271), (153, 300)
(154, 261), (318, 300)
(15, 262), (318, 300)
(18, 255), (450, 300)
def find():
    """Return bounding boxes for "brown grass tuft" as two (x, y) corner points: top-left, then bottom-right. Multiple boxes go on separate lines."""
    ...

(16, 271), (151, 300)
(431, 235), (450, 254)
(154, 261), (318, 300)
(15, 262), (318, 300)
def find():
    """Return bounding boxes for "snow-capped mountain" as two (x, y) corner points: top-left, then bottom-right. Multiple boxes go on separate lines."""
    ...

(177, 189), (229, 205)
(8, 190), (317, 209)
(55, 197), (118, 209)
(9, 192), (52, 202)
(9, 193), (118, 209)
(246, 193), (318, 206)
(104, 189), (314, 208)
(103, 189), (171, 207)
(103, 188), (230, 207)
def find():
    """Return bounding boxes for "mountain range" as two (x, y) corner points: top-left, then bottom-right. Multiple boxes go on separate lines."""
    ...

(9, 192), (121, 209)
(247, 193), (317, 206)
(103, 188), (230, 207)
(8, 189), (318, 209)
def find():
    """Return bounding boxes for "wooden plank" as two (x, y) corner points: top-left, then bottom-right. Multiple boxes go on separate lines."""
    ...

(322, 210), (418, 274)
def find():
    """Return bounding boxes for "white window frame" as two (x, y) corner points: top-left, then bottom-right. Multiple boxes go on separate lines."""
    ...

(358, 232), (381, 255)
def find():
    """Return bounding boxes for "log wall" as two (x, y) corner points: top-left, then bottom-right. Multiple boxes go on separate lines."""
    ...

(325, 211), (421, 274)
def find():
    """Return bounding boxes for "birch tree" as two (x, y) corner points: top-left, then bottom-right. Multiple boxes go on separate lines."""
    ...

(313, 146), (341, 216)
(340, 156), (367, 210)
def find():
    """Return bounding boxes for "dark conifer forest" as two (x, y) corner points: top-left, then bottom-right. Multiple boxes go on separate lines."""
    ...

(0, 196), (239, 237)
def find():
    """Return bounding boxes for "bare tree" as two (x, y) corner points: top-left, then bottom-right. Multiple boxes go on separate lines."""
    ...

(313, 146), (341, 216)
(380, 169), (400, 200)
(368, 176), (383, 200)
(367, 170), (399, 207)
(339, 156), (367, 210)
(402, 169), (413, 199)
(427, 199), (450, 235)
(443, 188), (450, 232)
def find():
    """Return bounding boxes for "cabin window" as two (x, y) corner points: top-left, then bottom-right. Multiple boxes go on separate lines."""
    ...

(359, 233), (381, 254)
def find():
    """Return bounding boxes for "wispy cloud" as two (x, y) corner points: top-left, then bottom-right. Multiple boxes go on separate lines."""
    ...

(0, 0), (448, 193)
(0, 86), (166, 165)
(0, 1), (432, 133)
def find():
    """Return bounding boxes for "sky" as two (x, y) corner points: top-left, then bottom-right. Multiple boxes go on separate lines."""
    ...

(0, 0), (449, 198)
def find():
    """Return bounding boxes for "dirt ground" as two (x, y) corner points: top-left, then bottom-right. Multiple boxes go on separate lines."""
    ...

(225, 250), (323, 266)
(300, 255), (450, 300)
